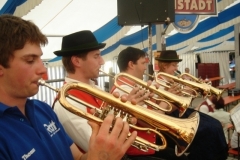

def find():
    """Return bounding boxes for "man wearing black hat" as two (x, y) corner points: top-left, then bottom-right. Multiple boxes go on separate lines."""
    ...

(155, 50), (228, 160)
(53, 31), (147, 154)
(110, 47), (188, 160)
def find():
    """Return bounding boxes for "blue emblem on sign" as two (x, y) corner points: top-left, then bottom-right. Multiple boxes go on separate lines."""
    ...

(172, 14), (199, 33)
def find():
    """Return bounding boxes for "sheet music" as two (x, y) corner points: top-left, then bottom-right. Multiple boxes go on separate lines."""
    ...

(230, 103), (240, 132)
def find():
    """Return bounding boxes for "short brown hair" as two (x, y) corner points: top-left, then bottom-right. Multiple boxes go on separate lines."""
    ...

(0, 14), (48, 68)
(117, 47), (146, 72)
(62, 52), (88, 73)
(157, 61), (171, 72)
(213, 96), (224, 109)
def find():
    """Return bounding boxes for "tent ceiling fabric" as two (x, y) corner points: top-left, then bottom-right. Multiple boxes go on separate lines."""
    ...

(1, 0), (239, 65)
(0, 0), (26, 15)
(14, 0), (43, 17)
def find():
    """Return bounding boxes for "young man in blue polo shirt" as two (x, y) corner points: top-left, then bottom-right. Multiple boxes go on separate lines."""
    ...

(0, 14), (136, 160)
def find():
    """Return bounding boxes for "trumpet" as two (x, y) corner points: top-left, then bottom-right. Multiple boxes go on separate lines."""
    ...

(174, 72), (224, 100)
(38, 79), (199, 156)
(101, 70), (193, 116)
(146, 72), (199, 98)
(154, 72), (212, 98)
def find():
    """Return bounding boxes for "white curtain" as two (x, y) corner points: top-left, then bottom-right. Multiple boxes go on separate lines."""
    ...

(178, 52), (196, 77)
(199, 51), (231, 84)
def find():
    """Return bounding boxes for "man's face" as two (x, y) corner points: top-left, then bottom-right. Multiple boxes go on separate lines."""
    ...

(81, 50), (105, 79)
(0, 42), (47, 98)
(164, 62), (179, 75)
(132, 57), (147, 79)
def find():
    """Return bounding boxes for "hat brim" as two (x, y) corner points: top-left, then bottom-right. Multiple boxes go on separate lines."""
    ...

(155, 58), (182, 62)
(54, 43), (106, 56)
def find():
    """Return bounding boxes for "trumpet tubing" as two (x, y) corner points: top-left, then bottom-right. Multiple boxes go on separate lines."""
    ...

(101, 70), (173, 113)
(39, 79), (199, 156)
(175, 72), (224, 99)
(115, 73), (193, 117)
(156, 72), (215, 98)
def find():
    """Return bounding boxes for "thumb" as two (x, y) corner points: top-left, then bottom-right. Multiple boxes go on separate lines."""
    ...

(88, 121), (100, 138)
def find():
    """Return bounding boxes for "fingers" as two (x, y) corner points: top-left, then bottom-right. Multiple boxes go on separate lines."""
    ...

(146, 80), (152, 87)
(166, 83), (182, 95)
(128, 86), (140, 100)
(112, 118), (137, 153)
(120, 94), (128, 103)
(128, 86), (151, 104)
(112, 118), (127, 141)
(89, 108), (96, 114)
(128, 117), (137, 125)
(87, 114), (134, 160)
(112, 91), (120, 98)
(123, 131), (137, 150)
(152, 81), (160, 89)
(111, 117), (124, 138)
(97, 114), (114, 136)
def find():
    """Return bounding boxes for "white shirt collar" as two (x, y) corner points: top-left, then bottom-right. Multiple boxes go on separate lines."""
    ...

(65, 77), (95, 86)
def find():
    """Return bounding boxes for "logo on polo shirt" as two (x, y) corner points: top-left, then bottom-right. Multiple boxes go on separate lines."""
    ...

(44, 120), (60, 137)
(22, 148), (36, 160)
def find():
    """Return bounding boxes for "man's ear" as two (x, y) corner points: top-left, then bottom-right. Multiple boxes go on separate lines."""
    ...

(128, 61), (134, 69)
(0, 65), (4, 76)
(71, 56), (82, 67)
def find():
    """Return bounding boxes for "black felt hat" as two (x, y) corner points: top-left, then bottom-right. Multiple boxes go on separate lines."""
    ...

(155, 50), (182, 62)
(54, 30), (106, 56)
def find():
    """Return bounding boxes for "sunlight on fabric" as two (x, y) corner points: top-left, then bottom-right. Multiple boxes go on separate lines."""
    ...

(125, 26), (148, 36)
(166, 29), (178, 36)
(0, 0), (7, 10)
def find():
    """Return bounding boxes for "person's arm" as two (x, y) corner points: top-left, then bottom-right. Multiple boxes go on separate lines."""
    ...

(70, 143), (84, 160)
(198, 105), (209, 113)
(54, 99), (91, 152)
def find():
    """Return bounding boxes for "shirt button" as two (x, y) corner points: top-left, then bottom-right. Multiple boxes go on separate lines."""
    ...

(20, 118), (24, 122)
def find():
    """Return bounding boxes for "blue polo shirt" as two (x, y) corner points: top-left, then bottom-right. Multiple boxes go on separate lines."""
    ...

(0, 99), (74, 160)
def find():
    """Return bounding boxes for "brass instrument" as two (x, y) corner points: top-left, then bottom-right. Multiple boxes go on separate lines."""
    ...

(155, 72), (211, 98)
(174, 72), (224, 100)
(39, 79), (199, 156)
(101, 70), (193, 116)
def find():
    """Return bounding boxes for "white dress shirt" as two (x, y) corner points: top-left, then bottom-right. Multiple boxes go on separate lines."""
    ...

(53, 77), (100, 152)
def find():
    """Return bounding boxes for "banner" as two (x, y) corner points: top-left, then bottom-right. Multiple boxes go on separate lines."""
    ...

(173, 0), (217, 33)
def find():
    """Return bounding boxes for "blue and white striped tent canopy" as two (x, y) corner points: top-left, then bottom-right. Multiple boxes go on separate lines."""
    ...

(1, 0), (239, 66)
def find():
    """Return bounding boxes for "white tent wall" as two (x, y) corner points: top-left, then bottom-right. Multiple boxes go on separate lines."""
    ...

(199, 51), (231, 84)
(178, 52), (196, 77)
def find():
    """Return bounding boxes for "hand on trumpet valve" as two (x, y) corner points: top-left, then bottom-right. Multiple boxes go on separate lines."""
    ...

(88, 114), (137, 160)
(165, 82), (182, 95)
(115, 91), (138, 124)
(127, 85), (151, 106)
(94, 91), (137, 125)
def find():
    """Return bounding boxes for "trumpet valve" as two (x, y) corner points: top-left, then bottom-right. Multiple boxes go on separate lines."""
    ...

(98, 106), (112, 119)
